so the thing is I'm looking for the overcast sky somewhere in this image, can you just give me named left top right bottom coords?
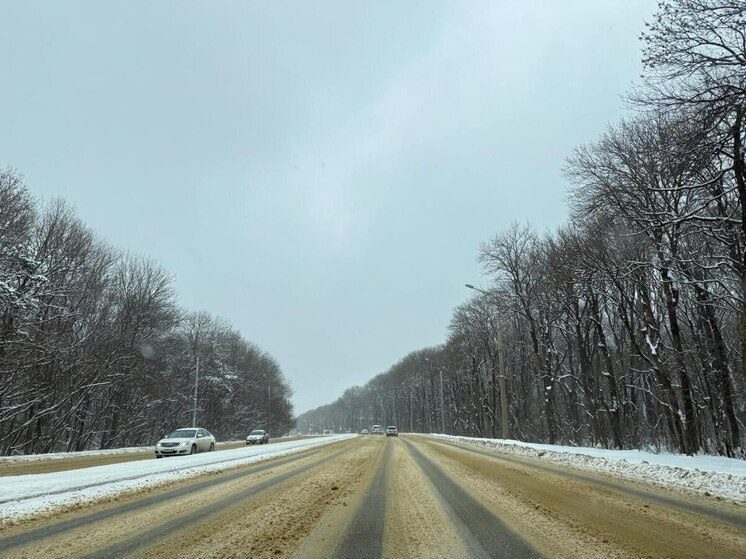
left=1, top=1, right=655, bottom=413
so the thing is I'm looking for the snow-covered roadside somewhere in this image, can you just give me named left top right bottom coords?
left=0, top=434, right=306, bottom=464
left=427, top=434, right=746, bottom=502
left=0, top=434, right=354, bottom=521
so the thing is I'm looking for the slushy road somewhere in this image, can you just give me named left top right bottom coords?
left=0, top=435, right=743, bottom=558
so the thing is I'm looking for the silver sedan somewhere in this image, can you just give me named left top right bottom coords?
left=155, top=428, right=216, bottom=457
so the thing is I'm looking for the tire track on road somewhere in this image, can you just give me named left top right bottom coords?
left=420, top=437, right=745, bottom=559
left=0, top=439, right=353, bottom=556
left=0, top=439, right=332, bottom=507
left=401, top=438, right=540, bottom=559
left=81, top=442, right=359, bottom=559
left=431, top=437, right=746, bottom=529
left=330, top=436, right=392, bottom=559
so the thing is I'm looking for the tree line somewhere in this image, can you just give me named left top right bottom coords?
left=298, top=0, right=745, bottom=457
left=0, top=170, right=294, bottom=455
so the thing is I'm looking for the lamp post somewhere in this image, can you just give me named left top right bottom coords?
left=192, top=356, right=200, bottom=428
left=465, top=284, right=510, bottom=440
left=439, top=368, right=445, bottom=434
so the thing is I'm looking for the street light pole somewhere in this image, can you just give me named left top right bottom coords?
left=439, top=369, right=445, bottom=434
left=409, top=386, right=414, bottom=433
left=497, top=325, right=509, bottom=440
left=192, top=356, right=199, bottom=428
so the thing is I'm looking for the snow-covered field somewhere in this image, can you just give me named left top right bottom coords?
left=0, top=434, right=354, bottom=521
left=428, top=434, right=746, bottom=502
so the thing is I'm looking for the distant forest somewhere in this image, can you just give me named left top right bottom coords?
left=0, top=169, right=295, bottom=455
left=299, top=0, right=746, bottom=457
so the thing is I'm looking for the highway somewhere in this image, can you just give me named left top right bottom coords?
left=0, top=435, right=743, bottom=558
left=0, top=436, right=310, bottom=477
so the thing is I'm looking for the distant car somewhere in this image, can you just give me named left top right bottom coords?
left=386, top=426, right=398, bottom=437
left=155, top=428, right=215, bottom=458
left=323, top=429, right=332, bottom=434
left=371, top=425, right=384, bottom=435
left=360, top=429, right=369, bottom=434
left=246, top=429, right=270, bottom=444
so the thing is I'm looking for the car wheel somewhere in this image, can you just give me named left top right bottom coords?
left=190, top=444, right=197, bottom=455
left=156, top=455, right=162, bottom=459
left=209, top=443, right=215, bottom=452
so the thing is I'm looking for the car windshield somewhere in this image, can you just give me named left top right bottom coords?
left=167, top=429, right=196, bottom=439
left=250, top=430, right=264, bottom=435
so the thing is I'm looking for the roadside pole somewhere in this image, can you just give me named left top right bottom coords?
left=192, top=356, right=199, bottom=428
left=440, top=369, right=445, bottom=434
left=497, top=326, right=509, bottom=439
left=409, top=387, right=414, bottom=433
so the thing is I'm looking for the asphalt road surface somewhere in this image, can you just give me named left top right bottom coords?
left=0, top=435, right=743, bottom=558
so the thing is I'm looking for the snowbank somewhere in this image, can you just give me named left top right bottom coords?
left=427, top=434, right=746, bottom=502
left=0, top=434, right=354, bottom=521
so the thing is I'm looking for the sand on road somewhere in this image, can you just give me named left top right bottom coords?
left=0, top=435, right=742, bottom=559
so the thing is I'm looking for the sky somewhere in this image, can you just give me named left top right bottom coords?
left=0, top=1, right=656, bottom=414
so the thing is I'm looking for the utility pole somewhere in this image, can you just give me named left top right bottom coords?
left=439, top=369, right=446, bottom=434
left=192, top=356, right=199, bottom=428
left=497, top=325, right=509, bottom=439
left=267, top=385, right=271, bottom=428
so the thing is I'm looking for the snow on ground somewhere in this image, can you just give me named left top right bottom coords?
left=0, top=434, right=354, bottom=521
left=428, top=434, right=746, bottom=502
left=0, top=446, right=154, bottom=462
left=0, top=434, right=303, bottom=464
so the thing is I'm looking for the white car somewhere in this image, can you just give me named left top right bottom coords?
left=155, top=428, right=215, bottom=458
left=246, top=429, right=270, bottom=444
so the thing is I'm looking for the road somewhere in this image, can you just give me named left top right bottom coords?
left=0, top=436, right=310, bottom=477
left=0, top=435, right=743, bottom=558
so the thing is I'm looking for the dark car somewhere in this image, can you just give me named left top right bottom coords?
left=246, top=429, right=270, bottom=444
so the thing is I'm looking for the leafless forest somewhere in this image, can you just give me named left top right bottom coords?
left=299, top=1, right=746, bottom=457
left=0, top=171, right=295, bottom=455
